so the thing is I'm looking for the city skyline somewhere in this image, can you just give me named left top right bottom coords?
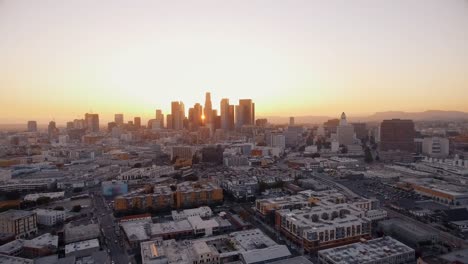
left=1, top=2, right=468, bottom=264
left=1, top=0, right=468, bottom=124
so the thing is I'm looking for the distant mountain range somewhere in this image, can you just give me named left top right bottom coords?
left=261, top=110, right=468, bottom=124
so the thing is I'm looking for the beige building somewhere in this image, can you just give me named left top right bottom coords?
left=0, top=210, right=37, bottom=239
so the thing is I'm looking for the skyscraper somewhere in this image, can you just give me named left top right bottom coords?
left=27, top=121, right=37, bottom=132
left=380, top=119, right=415, bottom=152
left=66, top=122, right=74, bottom=130
left=85, top=113, right=99, bottom=132
left=193, top=103, right=203, bottom=129
left=155, top=109, right=164, bottom=129
left=204, top=92, right=213, bottom=125
left=351, top=123, right=367, bottom=140
left=220, top=98, right=232, bottom=130
left=171, top=101, right=185, bottom=130
left=289, top=117, right=295, bottom=126
left=228, top=105, right=235, bottom=130
left=48, top=121, right=58, bottom=139
left=337, top=112, right=355, bottom=145
left=114, top=114, right=124, bottom=125
left=235, top=99, right=255, bottom=129
left=166, top=114, right=173, bottom=130
left=134, top=117, right=141, bottom=128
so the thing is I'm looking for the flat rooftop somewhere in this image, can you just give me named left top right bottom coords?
left=319, top=236, right=414, bottom=264
left=65, top=239, right=100, bottom=255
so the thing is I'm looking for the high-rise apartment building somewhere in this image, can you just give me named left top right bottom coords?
left=27, top=121, right=37, bottom=132
left=379, top=119, right=415, bottom=152
left=114, top=114, right=124, bottom=125
left=84, top=113, right=99, bottom=132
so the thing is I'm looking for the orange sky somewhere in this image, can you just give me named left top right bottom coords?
left=1, top=0, right=467, bottom=124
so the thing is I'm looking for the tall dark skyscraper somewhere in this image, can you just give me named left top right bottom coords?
left=27, top=121, right=37, bottom=132
left=85, top=113, right=100, bottom=132
left=379, top=119, right=415, bottom=152
left=235, top=99, right=255, bottom=129
left=204, top=92, right=213, bottom=125
left=220, top=98, right=232, bottom=130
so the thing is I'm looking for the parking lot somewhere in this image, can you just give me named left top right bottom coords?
left=338, top=178, right=424, bottom=204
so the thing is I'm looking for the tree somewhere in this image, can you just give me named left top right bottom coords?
left=5, top=191, right=21, bottom=200
left=36, top=196, right=51, bottom=205
left=258, top=181, right=268, bottom=193
left=71, top=205, right=82, bottom=212
left=340, top=145, right=348, bottom=154
left=364, top=147, right=373, bottom=163
left=54, top=206, right=65, bottom=211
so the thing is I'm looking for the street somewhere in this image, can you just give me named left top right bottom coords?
left=92, top=192, right=130, bottom=264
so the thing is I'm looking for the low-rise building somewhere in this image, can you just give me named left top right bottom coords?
left=0, top=210, right=37, bottom=239
left=378, top=218, right=438, bottom=247
left=115, top=181, right=223, bottom=213
left=140, top=228, right=291, bottom=264
left=34, top=209, right=65, bottom=226
left=276, top=204, right=371, bottom=252
left=22, top=233, right=58, bottom=258
left=64, top=223, right=100, bottom=244
left=171, top=207, right=213, bottom=221
left=23, top=192, right=65, bottom=202
left=65, top=239, right=100, bottom=258
left=365, top=209, right=388, bottom=222
left=0, top=233, right=58, bottom=258
left=0, top=254, right=33, bottom=264
left=318, top=236, right=415, bottom=264
left=401, top=177, right=468, bottom=205
left=118, top=166, right=175, bottom=180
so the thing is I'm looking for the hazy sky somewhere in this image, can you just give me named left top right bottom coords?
left=1, top=0, right=468, bottom=124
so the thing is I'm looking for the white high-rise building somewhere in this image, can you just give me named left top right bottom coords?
left=337, top=112, right=355, bottom=146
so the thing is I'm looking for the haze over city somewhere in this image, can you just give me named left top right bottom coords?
left=2, top=2, right=468, bottom=264
left=1, top=0, right=468, bottom=124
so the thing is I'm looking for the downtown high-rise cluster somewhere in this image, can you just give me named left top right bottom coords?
left=148, top=92, right=255, bottom=132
